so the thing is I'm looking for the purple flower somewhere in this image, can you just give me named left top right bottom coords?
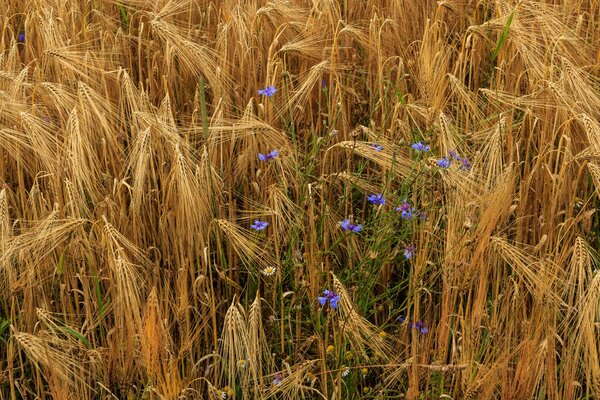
left=447, top=150, right=471, bottom=170
left=460, top=157, right=471, bottom=171
left=250, top=220, right=269, bottom=231
left=411, top=142, right=430, bottom=152
left=18, top=32, right=24, bottom=43
left=321, top=79, right=326, bottom=88
left=318, top=289, right=341, bottom=310
left=330, top=296, right=340, bottom=309
left=404, top=245, right=414, bottom=260
left=258, top=149, right=278, bottom=161
left=370, top=143, right=383, bottom=152
left=402, top=318, right=429, bottom=334
left=437, top=158, right=451, bottom=168
left=258, top=85, right=276, bottom=97
left=340, top=219, right=362, bottom=233
left=395, top=199, right=415, bottom=220
left=367, top=194, right=385, bottom=205
left=272, top=373, right=283, bottom=386
left=397, top=315, right=405, bottom=323
left=411, top=321, right=429, bottom=334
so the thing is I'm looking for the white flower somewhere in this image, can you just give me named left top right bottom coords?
left=262, top=266, right=276, bottom=276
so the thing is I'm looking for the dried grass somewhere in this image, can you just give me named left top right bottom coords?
left=1, top=0, right=600, bottom=399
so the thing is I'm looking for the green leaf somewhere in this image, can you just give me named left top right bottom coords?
left=118, top=4, right=129, bottom=27
left=60, top=326, right=92, bottom=349
left=394, top=86, right=407, bottom=106
left=492, top=9, right=515, bottom=61
left=100, top=300, right=110, bottom=317
left=95, top=276, right=108, bottom=317
left=0, top=319, right=10, bottom=343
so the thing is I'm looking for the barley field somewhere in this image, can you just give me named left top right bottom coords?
left=0, top=0, right=599, bottom=399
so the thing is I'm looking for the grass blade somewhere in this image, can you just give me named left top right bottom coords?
left=492, top=9, right=515, bottom=61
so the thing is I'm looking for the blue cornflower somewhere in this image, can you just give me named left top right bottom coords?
left=460, top=157, right=471, bottom=171
left=258, top=85, right=276, bottom=97
left=397, top=315, right=405, bottom=323
left=447, top=150, right=471, bottom=170
left=411, top=142, right=430, bottom=152
left=395, top=199, right=415, bottom=220
left=250, top=220, right=269, bottom=231
left=370, top=143, right=383, bottom=152
left=411, top=321, right=429, bottom=334
left=18, top=32, right=24, bottom=43
left=367, top=194, right=385, bottom=205
left=258, top=149, right=278, bottom=161
left=404, top=245, right=414, bottom=260
left=272, top=373, right=283, bottom=386
left=437, top=157, right=451, bottom=168
left=449, top=149, right=461, bottom=161
left=318, top=289, right=340, bottom=309
left=340, top=219, right=362, bottom=233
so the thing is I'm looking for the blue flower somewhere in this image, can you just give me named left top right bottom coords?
left=397, top=315, right=405, bottom=323
left=367, top=194, right=385, bottom=205
left=258, top=149, right=278, bottom=161
left=370, top=143, right=383, bottom=152
left=340, top=219, right=362, bottom=233
left=272, top=373, right=283, bottom=386
left=250, top=220, right=269, bottom=231
left=330, top=296, right=340, bottom=309
left=18, top=32, right=24, bottom=43
left=401, top=318, right=429, bottom=334
left=460, top=157, right=471, bottom=171
left=411, top=142, right=430, bottom=152
left=258, top=85, right=276, bottom=97
left=411, top=321, right=429, bottom=334
left=437, top=158, right=451, bottom=168
left=447, top=150, right=471, bottom=170
left=318, top=289, right=341, bottom=310
left=404, top=245, right=414, bottom=260
left=395, top=199, right=415, bottom=220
